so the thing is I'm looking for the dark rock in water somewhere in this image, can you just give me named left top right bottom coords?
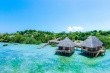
left=3, top=44, right=8, bottom=46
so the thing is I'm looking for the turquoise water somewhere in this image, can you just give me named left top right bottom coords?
left=0, top=42, right=110, bottom=73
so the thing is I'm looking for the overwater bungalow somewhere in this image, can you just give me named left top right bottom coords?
left=81, top=36, right=105, bottom=57
left=56, top=37, right=76, bottom=56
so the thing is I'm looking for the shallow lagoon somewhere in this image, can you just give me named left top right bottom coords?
left=0, top=42, right=110, bottom=73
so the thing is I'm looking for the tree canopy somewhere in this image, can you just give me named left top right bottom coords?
left=0, top=30, right=110, bottom=49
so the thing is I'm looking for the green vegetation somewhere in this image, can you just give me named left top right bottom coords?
left=50, top=43, right=57, bottom=47
left=0, top=30, right=110, bottom=48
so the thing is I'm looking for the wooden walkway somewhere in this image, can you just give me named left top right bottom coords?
left=95, top=48, right=105, bottom=57
left=38, top=38, right=60, bottom=49
left=37, top=43, right=49, bottom=49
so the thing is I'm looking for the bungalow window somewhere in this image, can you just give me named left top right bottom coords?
left=83, top=47, right=86, bottom=49
left=58, top=46, right=63, bottom=50
left=88, top=48, right=92, bottom=51
left=93, top=48, right=96, bottom=51
left=65, top=47, right=70, bottom=50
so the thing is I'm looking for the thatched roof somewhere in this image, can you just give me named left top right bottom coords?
left=81, top=36, right=103, bottom=48
left=58, top=37, right=76, bottom=47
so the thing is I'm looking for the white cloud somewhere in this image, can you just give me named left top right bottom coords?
left=67, top=26, right=84, bottom=32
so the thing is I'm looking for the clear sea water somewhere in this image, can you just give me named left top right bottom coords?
left=0, top=42, right=110, bottom=73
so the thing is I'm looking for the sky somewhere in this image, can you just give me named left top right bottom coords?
left=0, top=0, right=110, bottom=33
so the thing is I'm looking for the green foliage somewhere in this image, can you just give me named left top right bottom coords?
left=50, top=43, right=57, bottom=47
left=0, top=30, right=110, bottom=49
left=98, top=35, right=110, bottom=49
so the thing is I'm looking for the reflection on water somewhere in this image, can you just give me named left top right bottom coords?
left=0, top=42, right=110, bottom=73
